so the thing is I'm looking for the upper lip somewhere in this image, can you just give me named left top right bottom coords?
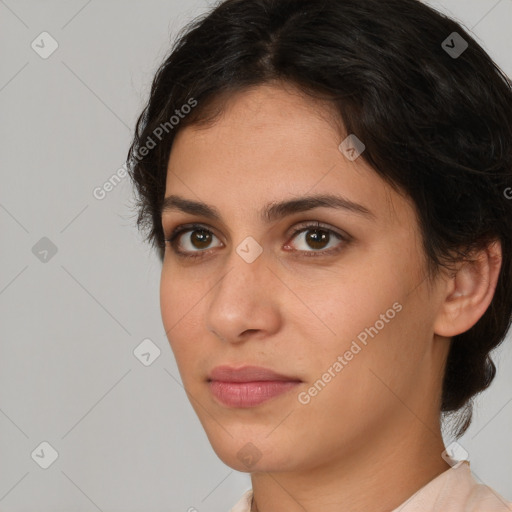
left=208, top=365, right=301, bottom=382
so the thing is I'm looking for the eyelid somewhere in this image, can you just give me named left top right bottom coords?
left=165, top=222, right=223, bottom=244
left=164, top=220, right=350, bottom=241
left=164, top=220, right=351, bottom=258
left=287, top=220, right=351, bottom=242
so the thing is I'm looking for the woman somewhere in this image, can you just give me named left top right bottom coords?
left=127, top=0, right=512, bottom=510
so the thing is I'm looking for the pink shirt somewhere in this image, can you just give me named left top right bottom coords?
left=229, top=461, right=512, bottom=512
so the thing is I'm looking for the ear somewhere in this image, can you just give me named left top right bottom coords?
left=434, top=240, right=502, bottom=337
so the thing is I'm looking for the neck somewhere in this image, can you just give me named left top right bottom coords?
left=250, top=417, right=450, bottom=512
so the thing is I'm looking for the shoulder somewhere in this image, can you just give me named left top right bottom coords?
left=391, top=461, right=511, bottom=512
left=464, top=483, right=512, bottom=511
left=432, top=462, right=512, bottom=512
left=229, top=489, right=253, bottom=512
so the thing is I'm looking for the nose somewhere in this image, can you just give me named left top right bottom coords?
left=205, top=250, right=282, bottom=344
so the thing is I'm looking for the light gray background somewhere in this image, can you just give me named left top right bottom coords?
left=0, top=1, right=511, bottom=510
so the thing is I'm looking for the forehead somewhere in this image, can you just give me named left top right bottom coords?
left=164, top=83, right=413, bottom=229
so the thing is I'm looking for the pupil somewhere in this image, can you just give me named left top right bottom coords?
left=307, top=229, right=329, bottom=249
left=192, top=230, right=211, bottom=249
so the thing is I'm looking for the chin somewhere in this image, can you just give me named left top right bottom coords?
left=206, top=428, right=302, bottom=473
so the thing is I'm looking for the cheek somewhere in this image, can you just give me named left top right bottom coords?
left=309, top=253, right=423, bottom=376
left=159, top=267, right=179, bottom=338
left=296, top=302, right=417, bottom=441
left=317, top=285, right=431, bottom=418
left=316, top=270, right=400, bottom=343
left=160, top=262, right=203, bottom=327
left=159, top=266, right=202, bottom=362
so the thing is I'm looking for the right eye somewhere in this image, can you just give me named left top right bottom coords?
left=165, top=223, right=223, bottom=259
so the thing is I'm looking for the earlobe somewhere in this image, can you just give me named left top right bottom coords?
left=433, top=241, right=502, bottom=338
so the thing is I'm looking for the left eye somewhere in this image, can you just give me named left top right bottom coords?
left=285, top=225, right=345, bottom=254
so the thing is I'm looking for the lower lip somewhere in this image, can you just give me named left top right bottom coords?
left=208, top=380, right=301, bottom=408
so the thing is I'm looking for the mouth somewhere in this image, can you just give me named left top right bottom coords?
left=207, top=365, right=302, bottom=408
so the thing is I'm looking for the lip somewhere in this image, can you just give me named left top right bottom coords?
left=208, top=365, right=301, bottom=382
left=207, top=365, right=302, bottom=408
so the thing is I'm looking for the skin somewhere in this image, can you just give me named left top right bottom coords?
left=159, top=81, right=502, bottom=512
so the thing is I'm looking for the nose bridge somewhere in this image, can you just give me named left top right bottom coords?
left=217, top=230, right=269, bottom=296
left=206, top=245, right=280, bottom=342
left=212, top=246, right=267, bottom=313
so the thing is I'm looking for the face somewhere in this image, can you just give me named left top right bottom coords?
left=160, top=82, right=449, bottom=473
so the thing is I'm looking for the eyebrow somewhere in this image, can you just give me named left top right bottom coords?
left=161, top=193, right=375, bottom=223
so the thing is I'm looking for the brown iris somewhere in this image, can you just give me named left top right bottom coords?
left=304, top=229, right=330, bottom=250
left=190, top=229, right=213, bottom=249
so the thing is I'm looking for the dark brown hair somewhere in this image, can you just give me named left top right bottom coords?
left=127, top=0, right=512, bottom=438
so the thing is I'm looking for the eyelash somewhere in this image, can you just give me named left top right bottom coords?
left=164, top=222, right=350, bottom=260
